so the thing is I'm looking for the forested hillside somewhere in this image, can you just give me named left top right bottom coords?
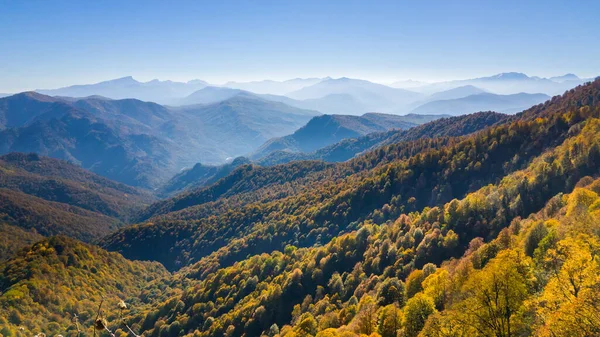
left=1, top=80, right=600, bottom=337
left=97, top=79, right=600, bottom=337
left=0, top=223, right=43, bottom=260
left=102, top=81, right=599, bottom=272
left=0, top=236, right=169, bottom=335
left=0, top=153, right=153, bottom=242
left=157, top=157, right=252, bottom=197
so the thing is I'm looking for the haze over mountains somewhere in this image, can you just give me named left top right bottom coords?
left=0, top=71, right=591, bottom=190
left=32, top=72, right=592, bottom=114
left=224, top=78, right=324, bottom=95
left=38, top=76, right=210, bottom=105
left=393, top=72, right=592, bottom=95
left=0, top=91, right=318, bottom=188
left=410, top=92, right=551, bottom=116
left=250, top=113, right=437, bottom=160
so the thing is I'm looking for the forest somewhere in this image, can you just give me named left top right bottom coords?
left=1, top=79, right=600, bottom=337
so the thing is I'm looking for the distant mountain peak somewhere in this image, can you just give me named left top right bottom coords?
left=187, top=79, right=208, bottom=85
left=106, top=76, right=139, bottom=84
left=488, top=72, right=530, bottom=80
left=550, top=73, right=581, bottom=82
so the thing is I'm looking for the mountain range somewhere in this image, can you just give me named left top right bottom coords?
left=399, top=72, right=591, bottom=95
left=0, top=91, right=319, bottom=188
left=285, top=77, right=423, bottom=113
left=37, top=76, right=210, bottom=104
left=410, top=92, right=550, bottom=115
left=224, top=78, right=324, bottom=95
left=30, top=73, right=592, bottom=116
left=1, top=79, right=600, bottom=337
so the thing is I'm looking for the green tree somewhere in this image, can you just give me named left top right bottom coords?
left=404, top=294, right=436, bottom=337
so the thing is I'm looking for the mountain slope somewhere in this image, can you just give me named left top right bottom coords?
left=173, top=94, right=320, bottom=160
left=0, top=153, right=153, bottom=241
left=0, top=106, right=174, bottom=188
left=410, top=92, right=550, bottom=115
left=157, top=156, right=251, bottom=197
left=91, top=79, right=600, bottom=337
left=0, top=236, right=169, bottom=335
left=70, top=96, right=174, bottom=131
left=0, top=152, right=153, bottom=219
left=178, top=86, right=244, bottom=105
left=102, top=80, right=600, bottom=272
left=137, top=160, right=600, bottom=337
left=257, top=111, right=509, bottom=165
left=0, top=92, right=67, bottom=129
left=0, top=223, right=43, bottom=260
left=251, top=113, right=420, bottom=159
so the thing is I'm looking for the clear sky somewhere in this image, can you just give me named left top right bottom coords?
left=1, top=0, right=599, bottom=92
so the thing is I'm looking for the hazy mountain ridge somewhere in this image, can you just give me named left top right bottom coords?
left=0, top=92, right=319, bottom=188
left=256, top=111, right=508, bottom=166
left=286, top=77, right=423, bottom=114
left=251, top=113, right=421, bottom=160
left=224, top=78, right=325, bottom=95
left=37, top=76, right=210, bottom=104
left=0, top=99, right=176, bottom=188
left=410, top=92, right=551, bottom=115
left=404, top=72, right=592, bottom=95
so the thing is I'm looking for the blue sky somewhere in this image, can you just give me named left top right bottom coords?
left=1, top=0, right=599, bottom=92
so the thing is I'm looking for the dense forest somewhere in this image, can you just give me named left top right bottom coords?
left=0, top=153, right=153, bottom=242
left=1, top=79, right=600, bottom=337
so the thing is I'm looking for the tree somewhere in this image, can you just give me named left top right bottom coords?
left=535, top=236, right=600, bottom=337
left=328, top=273, right=345, bottom=297
left=403, top=294, right=435, bottom=337
left=378, top=305, right=403, bottom=337
left=456, top=249, right=533, bottom=337
left=296, top=313, right=318, bottom=337
left=422, top=269, right=451, bottom=311
left=377, top=278, right=406, bottom=307
left=405, top=270, right=426, bottom=299
left=354, top=295, right=377, bottom=335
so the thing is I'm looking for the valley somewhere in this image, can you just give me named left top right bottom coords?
left=0, top=74, right=599, bottom=337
